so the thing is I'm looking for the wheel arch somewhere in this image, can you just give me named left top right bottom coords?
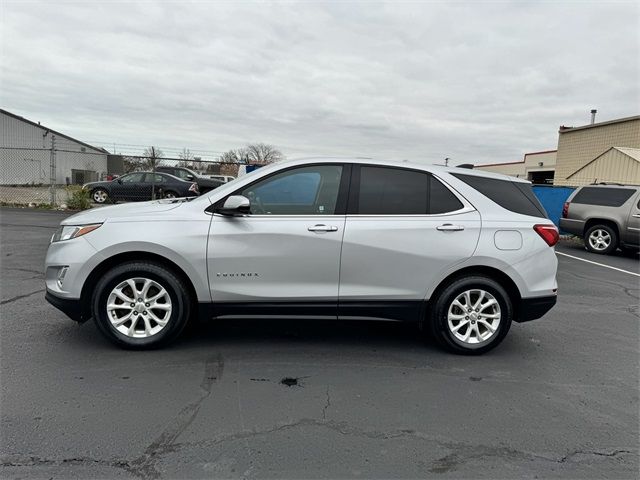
left=79, top=251, right=199, bottom=321
left=583, top=218, right=620, bottom=238
left=425, top=265, right=523, bottom=324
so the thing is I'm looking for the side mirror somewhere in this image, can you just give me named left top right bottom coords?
left=215, top=195, right=250, bottom=216
left=186, top=174, right=195, bottom=181
left=117, top=178, right=123, bottom=184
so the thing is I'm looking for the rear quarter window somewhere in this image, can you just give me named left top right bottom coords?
left=451, top=173, right=547, bottom=218
left=571, top=187, right=636, bottom=207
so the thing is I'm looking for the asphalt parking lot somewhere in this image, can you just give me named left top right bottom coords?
left=1, top=207, right=638, bottom=479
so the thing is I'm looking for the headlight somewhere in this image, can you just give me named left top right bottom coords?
left=51, top=224, right=102, bottom=243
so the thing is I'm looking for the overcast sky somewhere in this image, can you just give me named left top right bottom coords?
left=1, top=0, right=638, bottom=163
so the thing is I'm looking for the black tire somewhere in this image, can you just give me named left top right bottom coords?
left=584, top=224, right=618, bottom=255
left=92, top=261, right=191, bottom=349
left=428, top=276, right=513, bottom=355
left=91, top=188, right=109, bottom=204
left=163, top=190, right=178, bottom=199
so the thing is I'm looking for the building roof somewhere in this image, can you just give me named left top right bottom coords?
left=558, top=115, right=640, bottom=133
left=474, top=149, right=557, bottom=168
left=567, top=147, right=640, bottom=179
left=0, top=108, right=105, bottom=153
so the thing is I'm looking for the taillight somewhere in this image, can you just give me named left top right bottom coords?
left=562, top=202, right=569, bottom=218
left=189, top=183, right=198, bottom=193
left=534, top=224, right=559, bottom=247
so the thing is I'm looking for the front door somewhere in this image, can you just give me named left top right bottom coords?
left=207, top=164, right=348, bottom=318
left=338, top=165, right=481, bottom=321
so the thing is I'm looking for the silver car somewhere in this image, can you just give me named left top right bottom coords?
left=45, top=158, right=559, bottom=354
left=559, top=184, right=640, bottom=254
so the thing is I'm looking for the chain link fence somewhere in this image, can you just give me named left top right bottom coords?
left=0, top=137, right=251, bottom=208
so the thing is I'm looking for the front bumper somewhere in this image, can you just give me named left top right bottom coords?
left=45, top=291, right=89, bottom=323
left=516, top=295, right=557, bottom=323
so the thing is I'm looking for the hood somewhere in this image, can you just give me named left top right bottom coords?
left=61, top=199, right=187, bottom=225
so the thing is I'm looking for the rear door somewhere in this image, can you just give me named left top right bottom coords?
left=338, top=165, right=481, bottom=321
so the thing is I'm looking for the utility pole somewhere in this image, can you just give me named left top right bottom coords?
left=444, top=157, right=450, bottom=167
left=49, top=135, right=57, bottom=205
left=151, top=146, right=156, bottom=200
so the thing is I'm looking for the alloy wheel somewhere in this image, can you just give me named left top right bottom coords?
left=93, top=190, right=107, bottom=203
left=588, top=229, right=611, bottom=251
left=447, top=289, right=501, bottom=345
left=106, top=277, right=172, bottom=338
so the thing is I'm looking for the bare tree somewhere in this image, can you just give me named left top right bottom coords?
left=246, top=143, right=284, bottom=164
left=178, top=148, right=194, bottom=168
left=141, top=146, right=165, bottom=170
left=218, top=144, right=284, bottom=166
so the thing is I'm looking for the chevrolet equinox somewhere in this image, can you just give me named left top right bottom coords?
left=45, top=158, right=559, bottom=354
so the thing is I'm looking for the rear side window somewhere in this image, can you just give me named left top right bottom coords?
left=355, top=166, right=463, bottom=215
left=571, top=187, right=635, bottom=207
left=452, top=173, right=547, bottom=218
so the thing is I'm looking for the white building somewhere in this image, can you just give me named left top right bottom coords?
left=1, top=109, right=108, bottom=185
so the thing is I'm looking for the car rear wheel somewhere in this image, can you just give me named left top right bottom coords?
left=92, top=261, right=191, bottom=349
left=428, top=276, right=512, bottom=355
left=585, top=224, right=617, bottom=255
left=163, top=190, right=178, bottom=199
left=92, top=188, right=109, bottom=204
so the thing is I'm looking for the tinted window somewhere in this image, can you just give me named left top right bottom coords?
left=358, top=166, right=428, bottom=214
left=571, top=187, right=635, bottom=207
left=452, top=173, right=547, bottom=218
left=120, top=173, right=144, bottom=183
left=355, top=167, right=463, bottom=215
left=174, top=169, right=192, bottom=180
left=241, top=165, right=343, bottom=215
left=429, top=176, right=464, bottom=214
left=144, top=174, right=166, bottom=183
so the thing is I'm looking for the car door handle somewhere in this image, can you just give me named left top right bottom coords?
left=308, top=224, right=338, bottom=232
left=633, top=214, right=640, bottom=218
left=436, top=224, right=465, bottom=231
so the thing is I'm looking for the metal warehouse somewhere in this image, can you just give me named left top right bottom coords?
left=0, top=109, right=108, bottom=185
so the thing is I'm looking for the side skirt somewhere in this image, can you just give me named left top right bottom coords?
left=198, top=301, right=424, bottom=323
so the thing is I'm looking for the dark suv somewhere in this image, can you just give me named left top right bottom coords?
left=560, top=184, right=640, bottom=254
left=156, top=166, right=224, bottom=193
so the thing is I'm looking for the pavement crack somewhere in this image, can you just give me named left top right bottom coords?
left=559, top=449, right=635, bottom=463
left=1, top=289, right=45, bottom=305
left=322, top=386, right=331, bottom=421
left=5, top=267, right=44, bottom=275
left=1, top=454, right=130, bottom=471
left=125, top=353, right=224, bottom=479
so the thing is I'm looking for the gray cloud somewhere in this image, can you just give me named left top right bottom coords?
left=2, top=0, right=638, bottom=163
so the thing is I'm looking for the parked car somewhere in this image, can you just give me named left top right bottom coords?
left=46, top=158, right=558, bottom=354
left=209, top=175, right=235, bottom=183
left=83, top=172, right=199, bottom=204
left=156, top=166, right=224, bottom=193
left=559, top=184, right=640, bottom=254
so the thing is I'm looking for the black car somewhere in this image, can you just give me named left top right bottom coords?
left=156, top=166, right=224, bottom=193
left=84, top=172, right=199, bottom=204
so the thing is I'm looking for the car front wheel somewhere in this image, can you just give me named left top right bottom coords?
left=92, top=261, right=191, bottom=349
left=428, top=276, right=512, bottom=355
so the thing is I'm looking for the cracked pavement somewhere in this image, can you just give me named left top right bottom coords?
left=1, top=207, right=638, bottom=478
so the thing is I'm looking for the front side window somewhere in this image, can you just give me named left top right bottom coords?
left=120, top=173, right=144, bottom=183
left=355, top=166, right=463, bottom=215
left=240, top=165, right=343, bottom=215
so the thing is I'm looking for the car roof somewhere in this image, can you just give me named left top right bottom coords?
left=275, top=157, right=530, bottom=183
left=574, top=183, right=639, bottom=190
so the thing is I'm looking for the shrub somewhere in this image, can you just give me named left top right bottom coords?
left=65, top=186, right=92, bottom=210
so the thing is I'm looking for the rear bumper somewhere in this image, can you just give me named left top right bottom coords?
left=45, top=291, right=89, bottom=323
left=516, top=295, right=557, bottom=323
left=559, top=218, right=584, bottom=236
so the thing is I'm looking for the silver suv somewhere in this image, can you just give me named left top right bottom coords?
left=45, top=158, right=559, bottom=354
left=559, top=184, right=640, bottom=255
